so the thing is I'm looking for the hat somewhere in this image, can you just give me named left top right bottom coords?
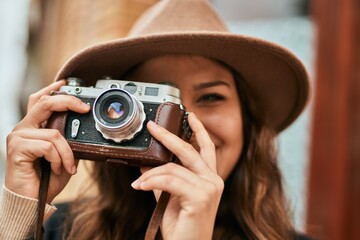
left=55, top=0, right=309, bottom=132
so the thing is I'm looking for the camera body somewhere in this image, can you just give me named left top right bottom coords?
left=47, top=77, right=189, bottom=166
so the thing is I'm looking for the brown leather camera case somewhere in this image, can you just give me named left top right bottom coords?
left=47, top=102, right=186, bottom=166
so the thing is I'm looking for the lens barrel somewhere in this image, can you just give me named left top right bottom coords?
left=93, top=89, right=146, bottom=142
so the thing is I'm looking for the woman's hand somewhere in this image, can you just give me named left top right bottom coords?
left=132, top=112, right=224, bottom=240
left=5, top=80, right=90, bottom=203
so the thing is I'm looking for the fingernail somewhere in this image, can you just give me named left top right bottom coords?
left=147, top=120, right=158, bottom=129
left=131, top=179, right=140, bottom=189
left=82, top=102, right=90, bottom=109
left=71, top=165, right=77, bottom=175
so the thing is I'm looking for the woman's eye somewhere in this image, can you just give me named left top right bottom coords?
left=196, top=94, right=225, bottom=103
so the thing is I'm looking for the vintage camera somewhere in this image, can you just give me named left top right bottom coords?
left=47, top=77, right=190, bottom=166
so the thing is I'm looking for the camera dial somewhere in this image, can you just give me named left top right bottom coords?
left=93, top=88, right=146, bottom=143
left=66, top=77, right=85, bottom=86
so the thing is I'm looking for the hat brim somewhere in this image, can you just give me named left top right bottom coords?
left=55, top=32, right=309, bottom=132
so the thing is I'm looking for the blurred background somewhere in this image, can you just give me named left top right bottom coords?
left=1, top=0, right=359, bottom=239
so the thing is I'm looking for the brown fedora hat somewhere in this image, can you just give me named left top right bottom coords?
left=55, top=0, right=309, bottom=132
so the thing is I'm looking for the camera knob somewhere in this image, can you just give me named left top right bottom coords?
left=66, top=77, right=85, bottom=86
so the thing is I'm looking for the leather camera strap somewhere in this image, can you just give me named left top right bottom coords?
left=35, top=158, right=51, bottom=240
left=35, top=159, right=179, bottom=240
left=144, top=191, right=170, bottom=240
left=34, top=161, right=169, bottom=240
left=144, top=114, right=192, bottom=240
left=35, top=160, right=175, bottom=240
left=34, top=162, right=166, bottom=240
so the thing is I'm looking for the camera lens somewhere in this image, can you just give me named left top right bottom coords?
left=106, top=102, right=125, bottom=120
left=95, top=91, right=131, bottom=125
left=93, top=89, right=146, bottom=142
left=100, top=96, right=130, bottom=124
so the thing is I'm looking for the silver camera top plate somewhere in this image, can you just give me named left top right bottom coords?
left=60, top=79, right=181, bottom=104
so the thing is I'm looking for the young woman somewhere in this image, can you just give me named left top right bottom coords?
left=0, top=0, right=310, bottom=239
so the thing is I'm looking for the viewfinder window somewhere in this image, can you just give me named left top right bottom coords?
left=145, top=87, right=159, bottom=96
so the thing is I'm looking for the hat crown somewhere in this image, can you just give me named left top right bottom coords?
left=56, top=0, right=309, bottom=133
left=128, top=0, right=228, bottom=37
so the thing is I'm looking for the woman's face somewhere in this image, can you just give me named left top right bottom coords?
left=128, top=55, right=243, bottom=180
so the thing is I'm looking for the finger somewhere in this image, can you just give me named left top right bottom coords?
left=17, top=129, right=76, bottom=174
left=132, top=173, right=200, bottom=199
left=138, top=164, right=203, bottom=202
left=147, top=120, right=209, bottom=174
left=21, top=94, right=90, bottom=129
left=139, top=166, right=162, bottom=201
left=27, top=80, right=66, bottom=113
left=136, top=163, right=200, bottom=187
left=135, top=174, right=223, bottom=201
left=187, top=113, right=217, bottom=172
left=18, top=138, right=63, bottom=175
left=133, top=170, right=224, bottom=202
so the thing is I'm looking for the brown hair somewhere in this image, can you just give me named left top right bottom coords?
left=66, top=67, right=295, bottom=240
left=213, top=71, right=295, bottom=239
left=66, top=165, right=155, bottom=240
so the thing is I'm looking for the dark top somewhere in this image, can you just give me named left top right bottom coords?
left=44, top=203, right=314, bottom=240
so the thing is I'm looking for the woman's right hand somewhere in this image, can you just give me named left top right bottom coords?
left=5, top=80, right=90, bottom=203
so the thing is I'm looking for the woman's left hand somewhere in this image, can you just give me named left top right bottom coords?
left=131, top=112, right=224, bottom=240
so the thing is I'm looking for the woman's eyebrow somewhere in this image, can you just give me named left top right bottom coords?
left=193, top=80, right=230, bottom=90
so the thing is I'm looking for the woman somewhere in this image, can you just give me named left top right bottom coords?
left=0, top=0, right=310, bottom=239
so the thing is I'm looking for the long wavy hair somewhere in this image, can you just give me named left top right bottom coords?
left=65, top=64, right=295, bottom=240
